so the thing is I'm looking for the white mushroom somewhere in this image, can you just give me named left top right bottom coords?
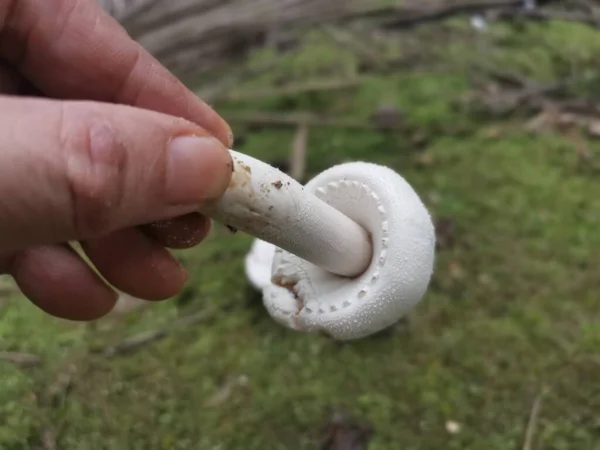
left=244, top=238, right=277, bottom=291
left=199, top=150, right=436, bottom=340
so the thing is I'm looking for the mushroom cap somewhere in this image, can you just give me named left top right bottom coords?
left=244, top=238, right=277, bottom=291
left=261, top=161, right=436, bottom=340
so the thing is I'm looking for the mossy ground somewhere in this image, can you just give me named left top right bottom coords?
left=2, top=18, right=600, bottom=450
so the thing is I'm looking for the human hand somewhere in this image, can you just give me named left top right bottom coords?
left=0, top=0, right=234, bottom=320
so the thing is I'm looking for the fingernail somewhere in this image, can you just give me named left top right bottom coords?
left=167, top=135, right=231, bottom=205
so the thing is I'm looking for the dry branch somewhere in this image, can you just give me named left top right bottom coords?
left=97, top=309, right=214, bottom=357
left=345, top=0, right=527, bottom=26
left=491, top=5, right=600, bottom=27
left=290, top=120, right=309, bottom=181
left=469, top=67, right=600, bottom=120
left=0, top=351, right=42, bottom=368
left=522, top=390, right=545, bottom=450
left=215, top=78, right=362, bottom=102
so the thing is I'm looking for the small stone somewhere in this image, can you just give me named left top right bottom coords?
left=445, top=420, right=461, bottom=434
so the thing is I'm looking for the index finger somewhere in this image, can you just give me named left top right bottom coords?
left=1, top=0, right=232, bottom=147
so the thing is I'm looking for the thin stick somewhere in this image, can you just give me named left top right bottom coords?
left=492, top=7, right=600, bottom=28
left=290, top=120, right=308, bottom=181
left=0, top=351, right=42, bottom=368
left=97, top=309, right=213, bottom=357
left=220, top=78, right=362, bottom=102
left=522, top=391, right=545, bottom=450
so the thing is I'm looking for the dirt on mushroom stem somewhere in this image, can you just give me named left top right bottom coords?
left=272, top=275, right=304, bottom=315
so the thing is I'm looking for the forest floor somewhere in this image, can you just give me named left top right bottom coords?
left=1, top=15, right=600, bottom=450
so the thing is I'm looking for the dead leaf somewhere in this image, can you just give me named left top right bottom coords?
left=319, top=412, right=373, bottom=450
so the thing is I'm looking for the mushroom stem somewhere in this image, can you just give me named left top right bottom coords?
left=199, top=150, right=373, bottom=278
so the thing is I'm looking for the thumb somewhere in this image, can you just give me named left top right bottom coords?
left=0, top=96, right=232, bottom=252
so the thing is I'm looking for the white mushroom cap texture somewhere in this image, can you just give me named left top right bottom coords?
left=244, top=238, right=277, bottom=291
left=249, top=161, right=436, bottom=340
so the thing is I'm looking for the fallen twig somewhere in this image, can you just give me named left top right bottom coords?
left=96, top=309, right=214, bottom=357
left=372, top=0, right=526, bottom=29
left=476, top=82, right=600, bottom=120
left=0, top=351, right=42, bottom=368
left=466, top=67, right=600, bottom=120
left=355, top=0, right=598, bottom=31
left=474, top=66, right=571, bottom=95
left=217, top=78, right=362, bottom=102
left=290, top=120, right=309, bottom=181
left=522, top=390, right=545, bottom=450
left=491, top=6, right=600, bottom=28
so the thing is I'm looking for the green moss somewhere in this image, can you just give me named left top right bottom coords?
left=1, top=17, right=600, bottom=450
left=0, top=367, right=39, bottom=449
left=442, top=18, right=600, bottom=86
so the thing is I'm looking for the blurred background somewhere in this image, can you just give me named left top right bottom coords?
left=2, top=0, right=599, bottom=448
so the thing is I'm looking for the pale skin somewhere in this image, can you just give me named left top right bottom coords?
left=0, top=0, right=235, bottom=320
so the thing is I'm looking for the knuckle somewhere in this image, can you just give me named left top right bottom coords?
left=59, top=105, right=128, bottom=238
